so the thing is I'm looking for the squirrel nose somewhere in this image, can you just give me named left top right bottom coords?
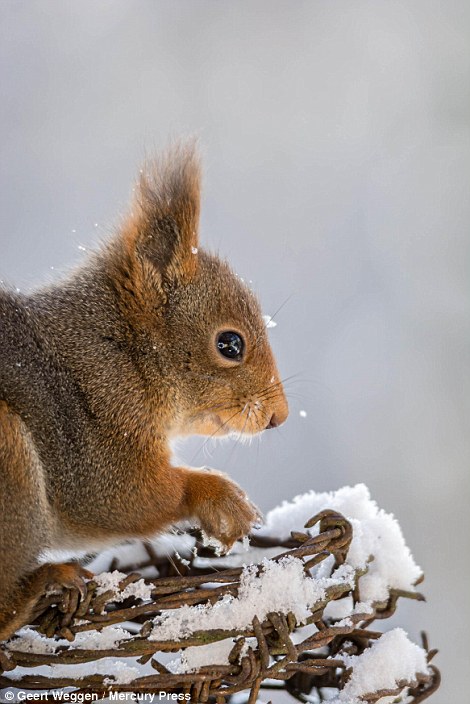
left=266, top=413, right=280, bottom=429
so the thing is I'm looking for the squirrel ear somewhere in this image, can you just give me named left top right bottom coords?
left=122, top=142, right=201, bottom=284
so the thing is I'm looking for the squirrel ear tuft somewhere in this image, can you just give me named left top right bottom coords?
left=122, top=141, right=201, bottom=284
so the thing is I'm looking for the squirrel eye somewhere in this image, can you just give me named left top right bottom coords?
left=216, top=331, right=244, bottom=361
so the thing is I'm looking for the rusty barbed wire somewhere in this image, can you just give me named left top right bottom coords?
left=0, top=510, right=440, bottom=702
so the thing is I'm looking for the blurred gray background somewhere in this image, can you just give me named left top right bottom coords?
left=1, top=1, right=469, bottom=700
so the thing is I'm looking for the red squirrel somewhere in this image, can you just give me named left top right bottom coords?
left=0, top=143, right=288, bottom=640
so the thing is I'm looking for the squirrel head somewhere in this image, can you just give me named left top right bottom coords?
left=107, top=143, right=288, bottom=439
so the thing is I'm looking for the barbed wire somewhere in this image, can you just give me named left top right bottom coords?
left=0, top=510, right=440, bottom=702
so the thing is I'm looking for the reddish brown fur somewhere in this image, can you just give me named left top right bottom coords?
left=0, top=143, right=288, bottom=640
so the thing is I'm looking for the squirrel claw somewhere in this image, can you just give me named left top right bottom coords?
left=193, top=472, right=262, bottom=551
left=44, top=563, right=93, bottom=604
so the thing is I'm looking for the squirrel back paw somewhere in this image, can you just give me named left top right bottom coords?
left=0, top=562, right=93, bottom=643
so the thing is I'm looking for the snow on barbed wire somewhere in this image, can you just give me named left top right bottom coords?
left=330, top=628, right=430, bottom=704
left=149, top=556, right=355, bottom=642
left=259, top=483, right=422, bottom=604
left=2, top=484, right=434, bottom=702
left=93, top=570, right=153, bottom=602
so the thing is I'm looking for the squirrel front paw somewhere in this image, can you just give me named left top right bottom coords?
left=188, top=469, right=262, bottom=551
